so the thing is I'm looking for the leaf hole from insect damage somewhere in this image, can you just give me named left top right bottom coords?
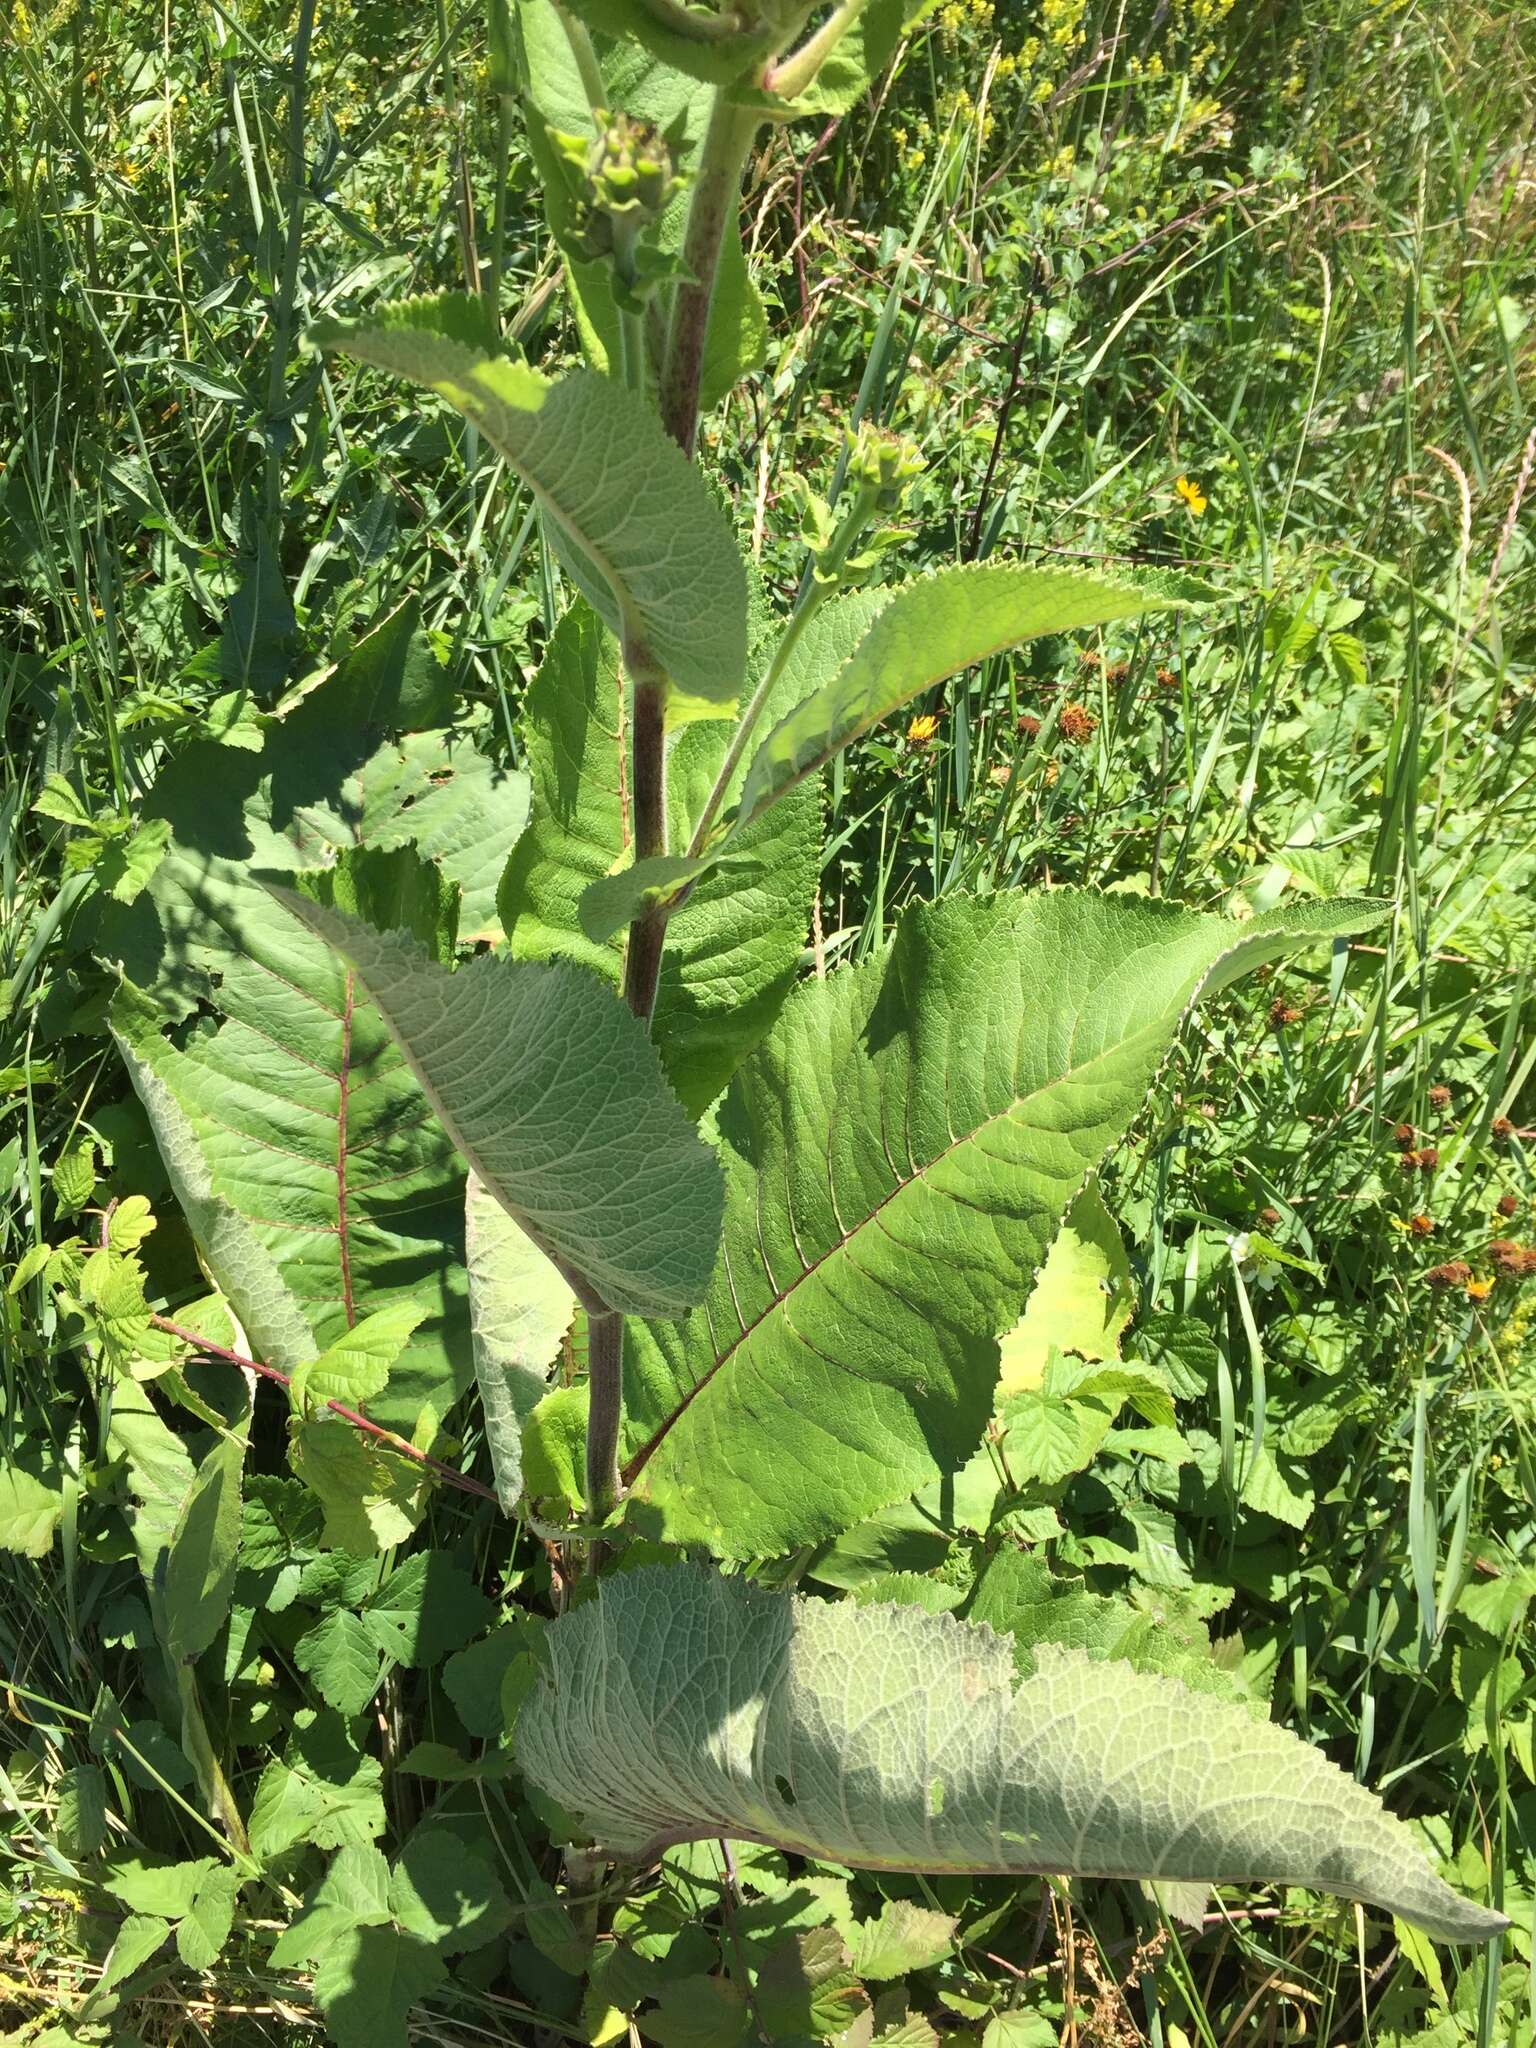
left=773, top=1774, right=796, bottom=1807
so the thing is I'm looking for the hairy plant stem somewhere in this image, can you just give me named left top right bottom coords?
left=659, top=91, right=759, bottom=456
left=552, top=0, right=607, bottom=114
left=764, top=0, right=866, bottom=102
left=584, top=1309, right=625, bottom=1564
left=582, top=651, right=671, bottom=1570
left=583, top=81, right=767, bottom=1560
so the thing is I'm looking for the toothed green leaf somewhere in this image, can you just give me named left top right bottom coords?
left=310, top=298, right=747, bottom=704
left=518, top=1565, right=1508, bottom=1945
left=621, top=890, right=1384, bottom=1558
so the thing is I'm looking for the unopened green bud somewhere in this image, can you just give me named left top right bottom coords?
left=584, top=110, right=681, bottom=247
left=845, top=422, right=925, bottom=513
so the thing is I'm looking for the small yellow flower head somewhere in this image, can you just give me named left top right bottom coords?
left=1467, top=1275, right=1496, bottom=1301
left=1176, top=475, right=1208, bottom=517
left=905, top=712, right=940, bottom=747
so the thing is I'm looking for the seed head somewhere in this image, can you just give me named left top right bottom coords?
left=1425, top=1260, right=1471, bottom=1290
left=1428, top=1084, right=1452, bottom=1110
left=1496, top=1192, right=1519, bottom=1218
left=1270, top=998, right=1304, bottom=1029
left=1409, top=1212, right=1435, bottom=1237
left=1259, top=1205, right=1280, bottom=1228
left=1058, top=702, right=1098, bottom=744
left=1417, top=1147, right=1439, bottom=1174
left=1491, top=1116, right=1515, bottom=1144
left=1392, top=1122, right=1415, bottom=1149
left=1017, top=712, right=1041, bottom=741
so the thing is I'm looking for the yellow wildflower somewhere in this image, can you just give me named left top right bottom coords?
left=1175, top=475, right=1208, bottom=516
left=1467, top=1275, right=1496, bottom=1301
left=905, top=713, right=940, bottom=747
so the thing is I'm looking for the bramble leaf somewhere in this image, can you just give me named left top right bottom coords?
left=517, top=1565, right=1508, bottom=1944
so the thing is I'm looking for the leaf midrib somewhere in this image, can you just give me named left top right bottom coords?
left=622, top=1015, right=1170, bottom=1486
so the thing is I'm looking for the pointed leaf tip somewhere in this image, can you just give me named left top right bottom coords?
left=518, top=1566, right=1508, bottom=1945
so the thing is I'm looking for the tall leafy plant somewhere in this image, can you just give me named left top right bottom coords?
left=95, top=0, right=1504, bottom=2021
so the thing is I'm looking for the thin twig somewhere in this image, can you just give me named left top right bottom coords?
left=148, top=1313, right=498, bottom=1503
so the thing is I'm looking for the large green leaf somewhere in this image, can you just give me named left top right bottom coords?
left=516, top=0, right=766, bottom=408
left=620, top=890, right=1383, bottom=1557
left=730, top=564, right=1214, bottom=837
left=517, top=1565, right=1507, bottom=1944
left=161, top=1422, right=248, bottom=1665
left=498, top=601, right=821, bottom=1113
left=110, top=982, right=320, bottom=1378
left=310, top=297, right=748, bottom=704
left=99, top=623, right=527, bottom=1429
left=465, top=1172, right=574, bottom=1512
left=0, top=1467, right=65, bottom=1560
left=267, top=892, right=724, bottom=1317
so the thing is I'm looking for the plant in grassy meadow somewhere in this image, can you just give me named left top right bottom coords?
left=4, top=1, right=1518, bottom=2040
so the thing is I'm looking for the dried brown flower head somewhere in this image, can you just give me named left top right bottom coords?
left=1426, top=1260, right=1471, bottom=1290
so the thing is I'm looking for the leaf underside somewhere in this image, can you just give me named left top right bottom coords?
left=310, top=298, right=748, bottom=706
left=267, top=894, right=724, bottom=1318
left=517, top=1565, right=1507, bottom=1945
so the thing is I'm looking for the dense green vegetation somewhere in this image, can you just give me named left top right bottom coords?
left=2, top=1, right=1534, bottom=2044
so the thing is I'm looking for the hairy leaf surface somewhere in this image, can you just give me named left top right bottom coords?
left=621, top=891, right=1382, bottom=1556
left=310, top=298, right=748, bottom=703
left=268, top=893, right=723, bottom=1316
left=732, top=564, right=1214, bottom=835
left=100, top=620, right=525, bottom=1427
left=465, top=1173, right=575, bottom=1512
left=517, top=1566, right=1506, bottom=1943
